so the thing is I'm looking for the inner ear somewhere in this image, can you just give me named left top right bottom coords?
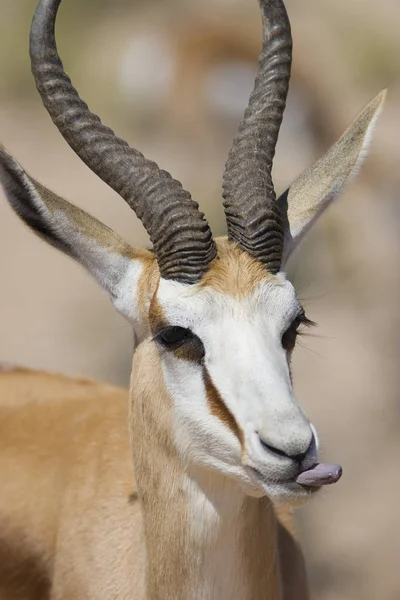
left=0, top=148, right=155, bottom=328
left=279, top=91, right=386, bottom=264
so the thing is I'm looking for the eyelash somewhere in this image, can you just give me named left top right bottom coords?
left=298, top=313, right=316, bottom=329
left=281, top=312, right=315, bottom=352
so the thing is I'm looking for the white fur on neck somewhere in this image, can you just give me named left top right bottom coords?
left=184, top=466, right=256, bottom=600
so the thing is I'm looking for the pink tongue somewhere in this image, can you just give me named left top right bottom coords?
left=296, top=463, right=342, bottom=487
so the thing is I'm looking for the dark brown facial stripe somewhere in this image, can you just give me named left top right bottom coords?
left=203, top=368, right=244, bottom=446
left=149, top=296, right=205, bottom=363
left=173, top=336, right=205, bottom=362
left=154, top=325, right=205, bottom=363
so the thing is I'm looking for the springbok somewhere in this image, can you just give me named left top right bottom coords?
left=0, top=0, right=385, bottom=598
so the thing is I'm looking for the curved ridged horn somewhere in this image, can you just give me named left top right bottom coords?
left=222, top=0, right=292, bottom=273
left=30, top=0, right=216, bottom=284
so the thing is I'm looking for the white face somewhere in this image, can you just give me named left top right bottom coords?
left=150, top=273, right=319, bottom=503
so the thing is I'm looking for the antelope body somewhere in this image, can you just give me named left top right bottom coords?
left=0, top=0, right=385, bottom=598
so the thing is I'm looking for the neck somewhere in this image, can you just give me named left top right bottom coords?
left=131, top=342, right=283, bottom=600
left=136, top=456, right=280, bottom=600
left=182, top=467, right=281, bottom=600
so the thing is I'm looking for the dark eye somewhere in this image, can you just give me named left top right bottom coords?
left=281, top=312, right=315, bottom=353
left=156, top=326, right=205, bottom=362
left=158, top=326, right=192, bottom=348
left=281, top=318, right=301, bottom=353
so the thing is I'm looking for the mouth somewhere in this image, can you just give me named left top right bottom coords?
left=247, top=462, right=343, bottom=500
left=295, top=462, right=343, bottom=487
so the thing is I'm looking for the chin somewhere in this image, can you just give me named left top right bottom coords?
left=261, top=480, right=320, bottom=507
left=243, top=467, right=320, bottom=506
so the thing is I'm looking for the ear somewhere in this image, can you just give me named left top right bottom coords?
left=0, top=147, right=156, bottom=326
left=279, top=90, right=386, bottom=265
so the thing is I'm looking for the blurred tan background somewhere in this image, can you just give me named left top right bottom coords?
left=0, top=0, right=400, bottom=598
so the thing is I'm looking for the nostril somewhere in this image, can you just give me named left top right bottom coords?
left=293, top=451, right=307, bottom=465
left=258, top=436, right=290, bottom=459
left=292, top=433, right=317, bottom=465
left=298, top=433, right=318, bottom=470
left=258, top=432, right=316, bottom=463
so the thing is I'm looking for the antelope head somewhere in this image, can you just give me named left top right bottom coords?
left=0, top=0, right=384, bottom=503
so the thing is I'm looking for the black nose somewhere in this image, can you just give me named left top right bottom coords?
left=259, top=435, right=313, bottom=464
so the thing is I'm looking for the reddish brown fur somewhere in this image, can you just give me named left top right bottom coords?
left=200, top=238, right=274, bottom=298
left=137, top=255, right=160, bottom=321
left=0, top=368, right=146, bottom=599
left=129, top=341, right=192, bottom=598
left=204, top=368, right=244, bottom=447
left=135, top=238, right=271, bottom=450
left=137, top=238, right=274, bottom=315
left=147, top=293, right=165, bottom=334
left=0, top=365, right=306, bottom=599
left=0, top=241, right=306, bottom=598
